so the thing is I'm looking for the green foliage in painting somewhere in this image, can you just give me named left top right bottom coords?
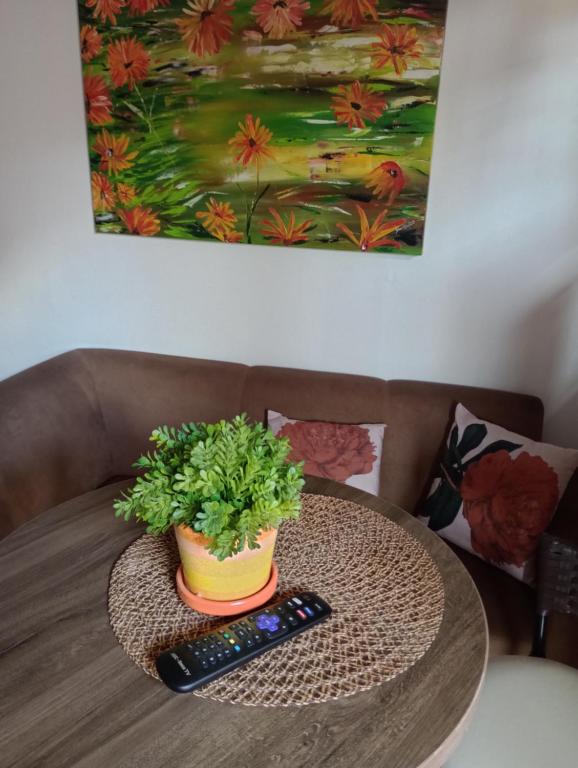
left=78, top=0, right=447, bottom=253
left=113, top=415, right=304, bottom=560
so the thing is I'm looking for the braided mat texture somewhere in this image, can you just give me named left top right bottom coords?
left=108, top=493, right=445, bottom=707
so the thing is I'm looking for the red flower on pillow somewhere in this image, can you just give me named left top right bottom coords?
left=460, top=450, right=559, bottom=567
left=278, top=421, right=376, bottom=482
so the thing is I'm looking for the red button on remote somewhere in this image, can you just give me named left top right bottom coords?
left=296, top=609, right=307, bottom=620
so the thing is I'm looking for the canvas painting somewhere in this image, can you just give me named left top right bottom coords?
left=78, top=0, right=447, bottom=254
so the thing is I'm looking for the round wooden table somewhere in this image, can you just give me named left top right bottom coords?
left=0, top=477, right=488, bottom=768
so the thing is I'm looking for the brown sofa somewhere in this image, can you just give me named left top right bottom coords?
left=1, top=348, right=576, bottom=666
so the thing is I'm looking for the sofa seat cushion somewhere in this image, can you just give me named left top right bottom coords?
left=448, top=543, right=534, bottom=656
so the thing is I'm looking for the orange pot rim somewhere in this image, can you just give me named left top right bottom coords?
left=175, top=523, right=277, bottom=547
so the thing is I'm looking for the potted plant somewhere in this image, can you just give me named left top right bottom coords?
left=114, top=414, right=304, bottom=603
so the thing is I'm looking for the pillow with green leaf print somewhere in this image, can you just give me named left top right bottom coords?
left=418, top=404, right=578, bottom=584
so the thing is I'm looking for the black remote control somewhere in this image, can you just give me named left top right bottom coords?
left=156, top=591, right=332, bottom=693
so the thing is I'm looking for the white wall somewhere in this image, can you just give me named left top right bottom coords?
left=1, top=0, right=577, bottom=446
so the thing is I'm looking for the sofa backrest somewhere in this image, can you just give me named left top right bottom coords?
left=0, top=348, right=547, bottom=537
left=0, top=351, right=111, bottom=537
left=81, top=348, right=248, bottom=477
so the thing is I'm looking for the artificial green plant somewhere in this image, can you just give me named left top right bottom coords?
left=114, top=414, right=304, bottom=560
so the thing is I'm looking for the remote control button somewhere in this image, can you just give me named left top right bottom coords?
left=293, top=597, right=303, bottom=606
left=223, top=632, right=230, bottom=639
left=216, top=652, right=224, bottom=661
left=246, top=639, right=254, bottom=648
left=234, top=644, right=241, bottom=652
left=224, top=648, right=231, bottom=657
left=201, top=660, right=208, bottom=669
left=296, top=609, right=307, bottom=620
left=228, top=638, right=235, bottom=645
left=304, top=606, right=314, bottom=617
left=256, top=613, right=281, bottom=632
left=253, top=633, right=263, bottom=643
left=265, top=626, right=289, bottom=639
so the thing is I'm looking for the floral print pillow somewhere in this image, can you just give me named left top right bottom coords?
left=418, top=404, right=578, bottom=584
left=267, top=410, right=385, bottom=495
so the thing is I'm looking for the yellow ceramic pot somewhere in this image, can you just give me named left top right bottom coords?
left=174, top=525, right=277, bottom=601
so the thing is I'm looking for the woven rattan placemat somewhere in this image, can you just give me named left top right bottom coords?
left=108, top=493, right=445, bottom=707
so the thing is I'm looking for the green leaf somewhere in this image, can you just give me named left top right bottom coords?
left=463, top=440, right=522, bottom=469
left=440, top=444, right=463, bottom=487
left=421, top=480, right=463, bottom=531
left=112, top=413, right=304, bottom=558
left=457, top=424, right=488, bottom=457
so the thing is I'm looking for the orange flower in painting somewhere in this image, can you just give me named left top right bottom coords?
left=365, top=161, right=405, bottom=204
left=260, top=208, right=313, bottom=246
left=108, top=37, right=150, bottom=90
left=91, top=172, right=116, bottom=212
left=176, top=0, right=235, bottom=58
left=322, top=0, right=377, bottom=28
left=251, top=0, right=310, bottom=39
left=84, top=75, right=112, bottom=126
left=80, top=25, right=103, bottom=63
left=337, top=206, right=406, bottom=251
left=127, top=0, right=170, bottom=14
left=229, top=114, right=274, bottom=169
left=331, top=81, right=386, bottom=130
left=93, top=129, right=138, bottom=174
left=371, top=24, right=423, bottom=76
left=116, top=182, right=137, bottom=206
left=118, top=207, right=160, bottom=236
left=86, top=0, right=125, bottom=25
left=214, top=229, right=244, bottom=243
left=196, top=197, right=238, bottom=236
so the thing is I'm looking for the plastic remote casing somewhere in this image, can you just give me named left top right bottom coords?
left=156, top=591, right=332, bottom=693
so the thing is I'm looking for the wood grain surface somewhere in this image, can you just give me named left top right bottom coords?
left=0, top=477, right=487, bottom=768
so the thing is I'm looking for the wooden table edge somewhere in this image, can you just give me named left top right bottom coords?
left=304, top=476, right=490, bottom=768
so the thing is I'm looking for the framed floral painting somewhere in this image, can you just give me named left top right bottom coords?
left=78, top=0, right=448, bottom=253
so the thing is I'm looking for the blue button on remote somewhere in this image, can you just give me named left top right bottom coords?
left=256, top=614, right=280, bottom=632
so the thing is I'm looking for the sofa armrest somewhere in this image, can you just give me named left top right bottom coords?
left=0, top=351, right=111, bottom=537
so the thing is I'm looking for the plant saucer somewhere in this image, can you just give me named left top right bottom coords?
left=176, top=562, right=279, bottom=617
